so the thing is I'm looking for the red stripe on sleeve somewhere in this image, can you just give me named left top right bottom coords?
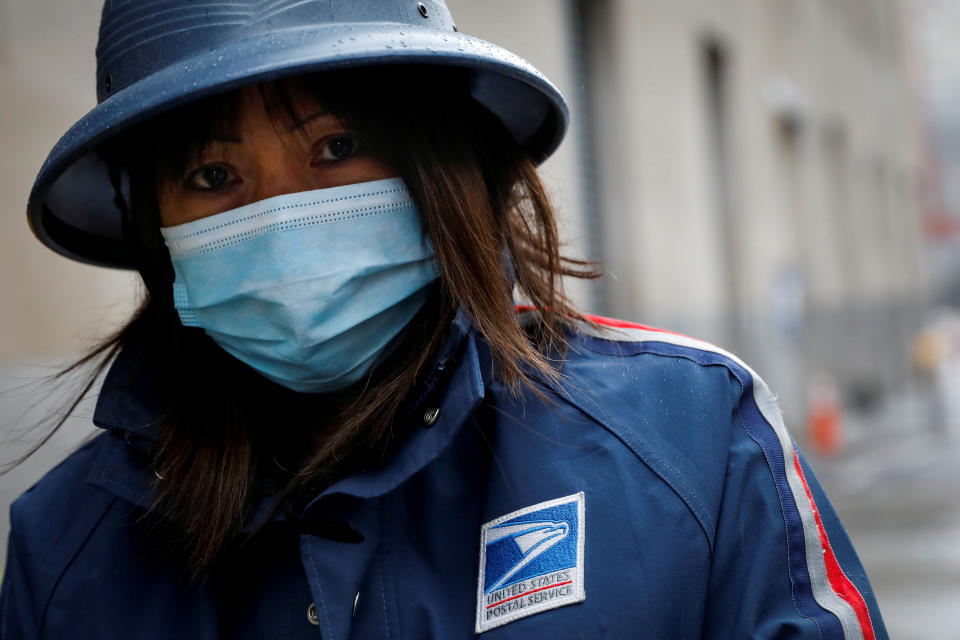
left=515, top=305, right=688, bottom=337
left=582, top=314, right=673, bottom=332
left=792, top=449, right=876, bottom=640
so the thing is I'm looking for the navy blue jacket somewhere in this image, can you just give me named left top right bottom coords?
left=1, top=310, right=887, bottom=638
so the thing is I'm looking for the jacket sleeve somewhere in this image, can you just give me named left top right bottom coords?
left=1, top=501, right=41, bottom=640
left=702, top=372, right=887, bottom=639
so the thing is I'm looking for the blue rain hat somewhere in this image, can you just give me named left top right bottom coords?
left=27, top=0, right=569, bottom=269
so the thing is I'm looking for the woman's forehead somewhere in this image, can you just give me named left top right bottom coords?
left=186, top=78, right=333, bottom=143
left=241, top=79, right=330, bottom=127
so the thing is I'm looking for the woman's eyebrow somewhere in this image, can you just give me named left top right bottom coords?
left=289, top=109, right=331, bottom=131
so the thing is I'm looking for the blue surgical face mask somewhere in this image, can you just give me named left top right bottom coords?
left=159, top=177, right=439, bottom=394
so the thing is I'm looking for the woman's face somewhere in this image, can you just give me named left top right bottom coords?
left=157, top=81, right=396, bottom=227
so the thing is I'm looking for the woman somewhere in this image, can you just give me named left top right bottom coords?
left=2, top=1, right=886, bottom=638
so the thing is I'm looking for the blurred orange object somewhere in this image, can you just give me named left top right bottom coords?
left=807, top=378, right=844, bottom=457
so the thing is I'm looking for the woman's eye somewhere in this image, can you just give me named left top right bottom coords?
left=316, top=134, right=364, bottom=163
left=186, top=165, right=236, bottom=191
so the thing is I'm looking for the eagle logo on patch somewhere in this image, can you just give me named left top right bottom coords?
left=475, top=492, right=586, bottom=633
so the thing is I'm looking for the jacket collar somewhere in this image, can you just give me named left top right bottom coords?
left=86, top=307, right=490, bottom=512
left=302, top=308, right=488, bottom=512
left=91, top=340, right=166, bottom=443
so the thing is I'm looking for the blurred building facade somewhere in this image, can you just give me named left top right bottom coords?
left=458, top=0, right=927, bottom=424
left=0, top=0, right=139, bottom=363
left=0, top=0, right=928, bottom=428
left=909, top=0, right=960, bottom=305
left=570, top=0, right=925, bottom=422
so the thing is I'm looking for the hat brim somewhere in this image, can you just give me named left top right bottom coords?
left=28, top=24, right=568, bottom=269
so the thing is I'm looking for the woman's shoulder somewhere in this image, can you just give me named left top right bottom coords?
left=3, top=433, right=210, bottom=638
left=558, top=315, right=784, bottom=464
left=540, top=314, right=788, bottom=549
left=10, top=433, right=117, bottom=528
left=6, top=434, right=119, bottom=604
left=558, top=314, right=751, bottom=418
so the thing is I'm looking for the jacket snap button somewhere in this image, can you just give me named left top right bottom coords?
left=423, top=407, right=440, bottom=427
left=307, top=602, right=319, bottom=626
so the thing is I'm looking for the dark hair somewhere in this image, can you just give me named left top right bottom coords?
left=19, top=66, right=599, bottom=577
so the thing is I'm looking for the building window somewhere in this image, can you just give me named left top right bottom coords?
left=701, top=37, right=743, bottom=349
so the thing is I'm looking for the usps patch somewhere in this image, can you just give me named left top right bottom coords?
left=475, top=492, right=585, bottom=633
